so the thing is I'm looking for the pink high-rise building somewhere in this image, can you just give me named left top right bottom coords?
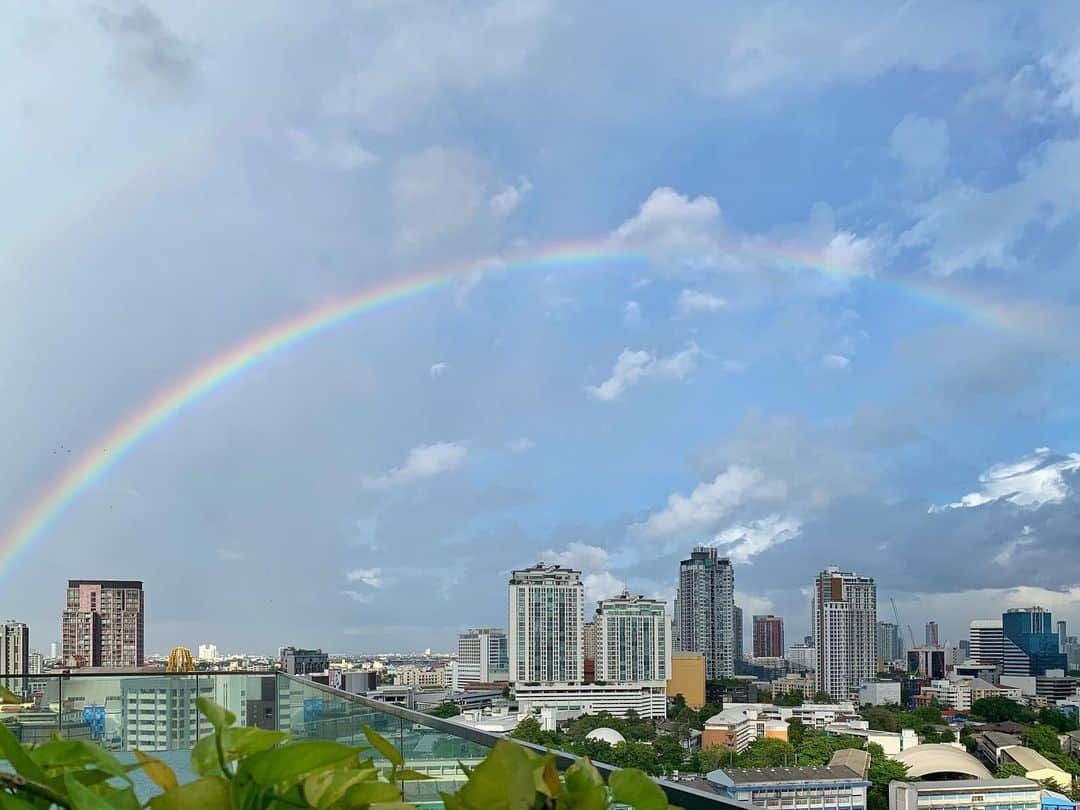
left=61, top=580, right=144, bottom=668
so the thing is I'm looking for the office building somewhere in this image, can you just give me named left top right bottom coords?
left=787, top=641, right=817, bottom=671
left=394, top=665, right=447, bottom=687
left=120, top=676, right=216, bottom=751
left=925, top=622, right=939, bottom=647
left=1057, top=621, right=1067, bottom=653
left=876, top=622, right=903, bottom=665
left=330, top=670, right=378, bottom=694
left=593, top=592, right=671, bottom=684
left=969, top=619, right=1003, bottom=666
left=753, top=615, right=784, bottom=658
left=1002, top=608, right=1068, bottom=677
left=454, top=628, right=508, bottom=687
left=675, top=548, right=735, bottom=679
left=958, top=639, right=970, bottom=659
left=49, top=642, right=58, bottom=660
left=1, top=621, right=30, bottom=698
left=279, top=647, right=328, bottom=676
left=813, top=568, right=876, bottom=700
left=582, top=622, right=596, bottom=665
left=708, top=753, right=870, bottom=810
left=890, top=778, right=1040, bottom=810
left=28, top=652, right=44, bottom=675
left=734, top=605, right=744, bottom=663
left=514, top=681, right=667, bottom=719
left=857, top=680, right=901, bottom=706
left=667, top=652, right=706, bottom=709
left=908, top=646, right=947, bottom=680
left=508, top=563, right=584, bottom=684
left=197, top=644, right=219, bottom=661
left=61, top=581, right=144, bottom=669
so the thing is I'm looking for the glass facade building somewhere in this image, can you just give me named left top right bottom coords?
left=1002, top=608, right=1068, bottom=676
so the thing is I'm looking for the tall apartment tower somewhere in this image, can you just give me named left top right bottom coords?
left=876, top=621, right=903, bottom=664
left=593, top=592, right=671, bottom=684
left=969, top=619, right=1004, bottom=666
left=675, top=548, right=735, bottom=678
left=753, top=615, right=785, bottom=658
left=508, top=563, right=584, bottom=684
left=1058, top=620, right=1068, bottom=653
left=0, top=621, right=30, bottom=698
left=813, top=567, right=877, bottom=700
left=734, top=605, right=744, bottom=664
left=455, top=628, right=508, bottom=686
left=925, top=621, right=939, bottom=647
left=1002, top=607, right=1067, bottom=676
left=62, top=580, right=144, bottom=668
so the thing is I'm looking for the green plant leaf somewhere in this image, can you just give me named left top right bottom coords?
left=190, top=735, right=224, bottom=777
left=302, top=768, right=376, bottom=808
left=609, top=769, right=668, bottom=810
left=367, top=803, right=413, bottom=810
left=148, top=777, right=230, bottom=810
left=439, top=792, right=464, bottom=810
left=222, top=727, right=289, bottom=758
left=245, top=740, right=360, bottom=787
left=451, top=740, right=534, bottom=809
left=134, top=750, right=179, bottom=792
left=362, top=726, right=404, bottom=768
left=33, top=741, right=130, bottom=782
left=342, top=781, right=403, bottom=805
left=563, top=758, right=603, bottom=792
left=536, top=758, right=560, bottom=798
left=0, top=792, right=37, bottom=810
left=392, top=769, right=432, bottom=781
left=0, top=722, right=46, bottom=782
left=0, top=684, right=22, bottom=706
left=100, top=786, right=141, bottom=810
left=63, top=773, right=116, bottom=810
left=195, top=699, right=236, bottom=731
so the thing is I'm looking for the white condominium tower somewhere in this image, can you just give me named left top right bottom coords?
left=814, top=567, right=877, bottom=700
left=969, top=619, right=1004, bottom=666
left=508, top=563, right=584, bottom=684
left=593, top=592, right=671, bottom=684
left=676, top=547, right=735, bottom=678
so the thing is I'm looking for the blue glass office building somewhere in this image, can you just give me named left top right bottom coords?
left=1002, top=608, right=1068, bottom=676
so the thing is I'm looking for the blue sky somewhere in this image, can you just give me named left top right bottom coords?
left=3, top=1, right=1080, bottom=654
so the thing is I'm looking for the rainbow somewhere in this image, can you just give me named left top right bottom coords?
left=0, top=238, right=1037, bottom=574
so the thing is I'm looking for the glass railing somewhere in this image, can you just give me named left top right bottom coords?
left=0, top=671, right=745, bottom=809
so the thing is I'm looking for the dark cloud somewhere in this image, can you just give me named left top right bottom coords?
left=94, top=2, right=197, bottom=100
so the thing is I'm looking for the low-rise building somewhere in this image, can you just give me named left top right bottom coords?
left=768, top=673, right=815, bottom=698
left=999, top=746, right=1073, bottom=791
left=889, top=777, right=1040, bottom=810
left=395, top=665, right=448, bottom=687
left=513, top=681, right=667, bottom=719
left=858, top=681, right=901, bottom=706
left=976, top=731, right=1022, bottom=766
left=666, top=652, right=706, bottom=709
left=824, top=723, right=918, bottom=756
left=785, top=702, right=861, bottom=729
left=707, top=752, right=870, bottom=810
left=702, top=704, right=789, bottom=752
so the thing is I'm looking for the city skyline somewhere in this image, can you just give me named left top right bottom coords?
left=4, top=4, right=1080, bottom=653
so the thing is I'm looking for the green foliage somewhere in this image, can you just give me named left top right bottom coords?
left=995, top=762, right=1029, bottom=779
left=860, top=706, right=898, bottom=733
left=786, top=718, right=807, bottom=748
left=811, top=692, right=833, bottom=703
left=0, top=701, right=676, bottom=809
left=1038, top=708, right=1079, bottom=733
left=1021, top=724, right=1080, bottom=776
left=737, top=737, right=795, bottom=768
left=772, top=690, right=804, bottom=707
left=648, top=736, right=685, bottom=773
left=427, top=702, right=462, bottom=718
left=688, top=744, right=731, bottom=774
left=970, top=696, right=1035, bottom=724
left=867, top=743, right=909, bottom=810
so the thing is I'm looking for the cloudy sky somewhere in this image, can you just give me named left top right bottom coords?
left=3, top=1, right=1080, bottom=655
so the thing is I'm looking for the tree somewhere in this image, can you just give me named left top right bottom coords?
left=971, top=696, right=1028, bottom=723
left=671, top=694, right=688, bottom=716
left=692, top=744, right=732, bottom=773
left=867, top=743, right=909, bottom=810
left=697, top=702, right=723, bottom=728
left=774, top=690, right=805, bottom=707
left=651, top=734, right=686, bottom=773
left=812, top=691, right=833, bottom=703
left=609, top=741, right=663, bottom=775
left=429, top=701, right=461, bottom=718
left=787, top=718, right=807, bottom=748
left=512, top=715, right=553, bottom=746
left=995, top=762, right=1029, bottom=779
left=1039, top=707, right=1079, bottom=733
left=738, top=737, right=796, bottom=768
left=861, top=706, right=899, bottom=733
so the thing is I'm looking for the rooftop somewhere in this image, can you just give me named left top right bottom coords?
left=894, top=777, right=1037, bottom=791
left=1001, top=746, right=1067, bottom=773
left=711, top=764, right=869, bottom=786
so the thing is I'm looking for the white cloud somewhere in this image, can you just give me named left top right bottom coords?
left=507, top=437, right=535, bottom=452
left=540, top=543, right=627, bottom=606
left=734, top=591, right=775, bottom=618
left=392, top=146, right=491, bottom=253
left=993, top=526, right=1037, bottom=567
left=709, top=514, right=802, bottom=563
left=429, top=362, right=449, bottom=378
left=285, top=129, right=377, bottom=171
left=488, top=176, right=532, bottom=217
left=345, top=567, right=383, bottom=588
left=889, top=115, right=949, bottom=181
left=677, top=289, right=727, bottom=315
left=623, top=300, right=642, bottom=326
left=933, top=448, right=1080, bottom=510
left=583, top=571, right=628, bottom=606
left=341, top=590, right=373, bottom=604
left=610, top=187, right=726, bottom=270
left=635, top=466, right=786, bottom=538
left=587, top=344, right=701, bottom=401
left=362, top=441, right=468, bottom=490
left=822, top=354, right=851, bottom=370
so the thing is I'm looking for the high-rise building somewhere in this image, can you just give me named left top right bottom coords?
left=279, top=647, right=328, bottom=676
left=969, top=619, right=1003, bottom=666
left=925, top=621, right=939, bottom=647
left=734, top=605, right=744, bottom=664
left=1058, top=621, right=1068, bottom=654
left=1001, top=607, right=1067, bottom=677
left=508, top=563, right=584, bottom=684
left=907, top=646, right=947, bottom=679
left=49, top=642, right=58, bottom=660
left=753, top=615, right=785, bottom=658
left=197, top=644, right=219, bottom=662
left=667, top=652, right=706, bottom=709
left=28, top=651, right=44, bottom=675
left=61, top=580, right=144, bottom=668
left=675, top=548, right=735, bottom=679
left=454, top=628, right=508, bottom=687
left=593, top=592, right=671, bottom=684
left=786, top=641, right=816, bottom=672
left=1, top=621, right=30, bottom=698
left=876, top=622, right=903, bottom=664
left=813, top=567, right=876, bottom=700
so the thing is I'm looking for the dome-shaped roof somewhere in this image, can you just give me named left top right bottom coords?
left=893, top=744, right=991, bottom=779
left=166, top=646, right=195, bottom=673
left=585, top=727, right=626, bottom=745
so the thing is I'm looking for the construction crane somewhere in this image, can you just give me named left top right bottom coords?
left=890, top=597, right=918, bottom=648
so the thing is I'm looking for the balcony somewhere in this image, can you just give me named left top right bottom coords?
left=0, top=671, right=745, bottom=808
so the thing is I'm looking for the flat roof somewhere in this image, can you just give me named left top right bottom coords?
left=67, top=580, right=143, bottom=588
left=894, top=777, right=1037, bottom=791
left=716, top=765, right=867, bottom=785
